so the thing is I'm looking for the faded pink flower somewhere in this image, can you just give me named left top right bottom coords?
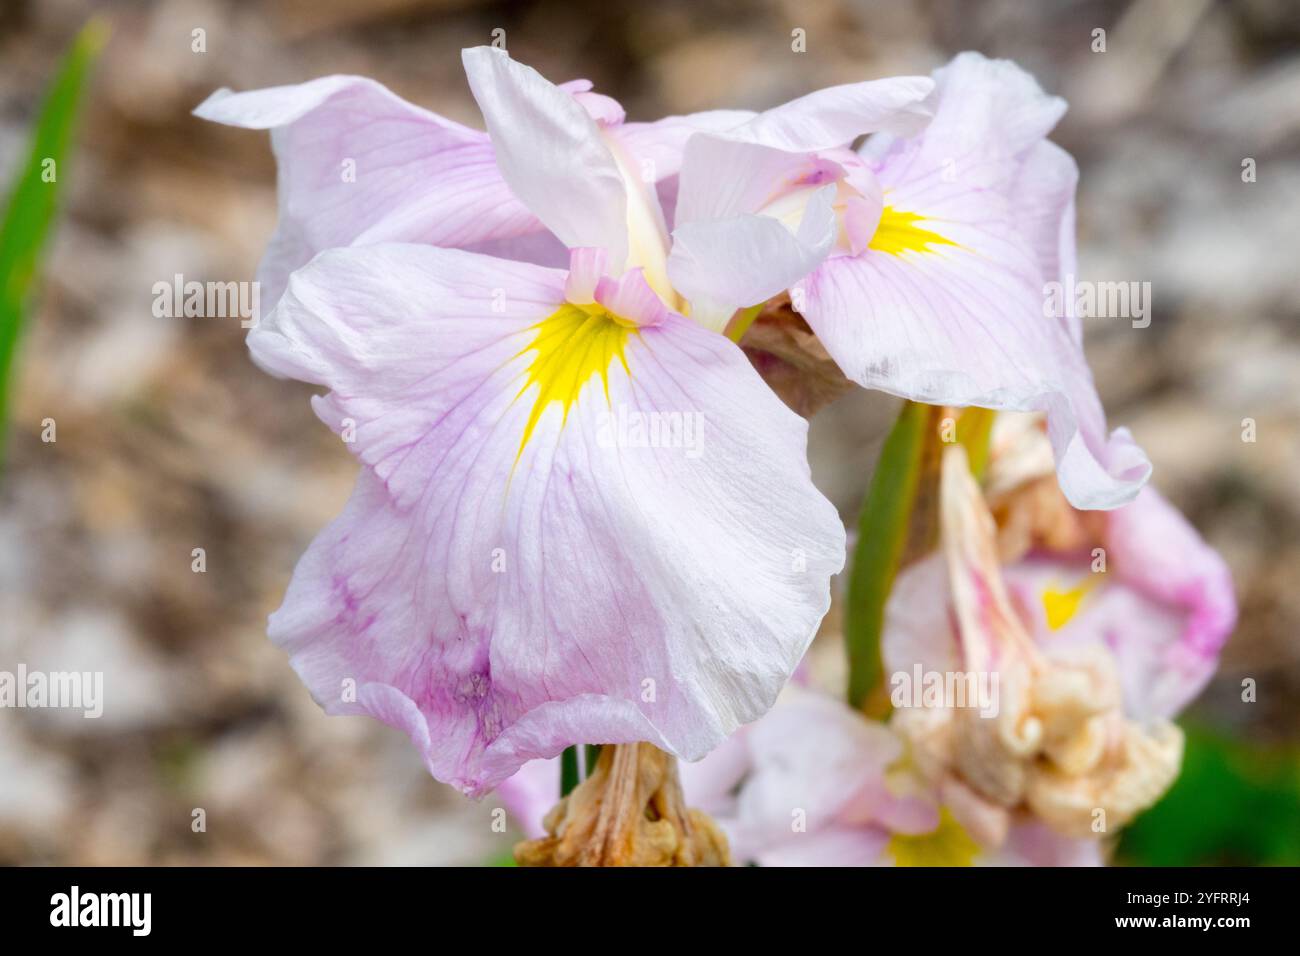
left=881, top=417, right=1234, bottom=851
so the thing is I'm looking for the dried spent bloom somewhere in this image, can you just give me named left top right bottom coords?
left=892, top=444, right=1181, bottom=840
left=536, top=684, right=1100, bottom=866
left=514, top=744, right=730, bottom=867
left=884, top=429, right=1235, bottom=843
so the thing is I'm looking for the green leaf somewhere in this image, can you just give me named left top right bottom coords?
left=560, top=745, right=581, bottom=797
left=844, top=401, right=937, bottom=710
left=0, top=18, right=106, bottom=465
left=844, top=403, right=995, bottom=711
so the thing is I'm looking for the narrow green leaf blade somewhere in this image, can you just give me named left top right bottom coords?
left=0, top=19, right=107, bottom=462
left=844, top=401, right=934, bottom=710
left=560, top=745, right=581, bottom=797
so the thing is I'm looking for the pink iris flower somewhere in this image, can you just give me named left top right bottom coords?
left=670, top=52, right=1153, bottom=511
left=193, top=48, right=946, bottom=794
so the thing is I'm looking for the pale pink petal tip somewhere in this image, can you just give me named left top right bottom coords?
left=594, top=268, right=673, bottom=326
left=558, top=78, right=627, bottom=126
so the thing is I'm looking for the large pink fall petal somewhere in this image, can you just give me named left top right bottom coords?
left=462, top=48, right=629, bottom=267
left=798, top=245, right=1150, bottom=511
left=1012, top=140, right=1082, bottom=343
left=1107, top=488, right=1238, bottom=691
left=251, top=243, right=845, bottom=795
left=193, top=76, right=541, bottom=309
left=1003, top=487, right=1236, bottom=721
left=798, top=52, right=1150, bottom=510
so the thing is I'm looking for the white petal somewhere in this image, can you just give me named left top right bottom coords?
left=251, top=243, right=845, bottom=793
left=462, top=47, right=628, bottom=266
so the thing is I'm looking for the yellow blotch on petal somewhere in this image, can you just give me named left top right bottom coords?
left=869, top=207, right=959, bottom=256
left=513, top=303, right=634, bottom=460
left=887, top=808, right=981, bottom=867
left=1042, top=578, right=1096, bottom=631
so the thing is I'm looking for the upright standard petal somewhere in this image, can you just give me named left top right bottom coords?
left=663, top=77, right=933, bottom=330
left=668, top=137, right=839, bottom=331
left=194, top=76, right=542, bottom=309
left=252, top=243, right=845, bottom=794
left=797, top=53, right=1151, bottom=510
left=462, top=48, right=629, bottom=268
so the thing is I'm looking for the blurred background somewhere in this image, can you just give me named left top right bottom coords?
left=0, top=0, right=1297, bottom=865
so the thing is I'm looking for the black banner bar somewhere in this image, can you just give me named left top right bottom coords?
left=0, top=866, right=1286, bottom=941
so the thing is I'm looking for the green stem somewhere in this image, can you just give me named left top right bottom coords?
left=844, top=401, right=933, bottom=710
left=560, top=745, right=581, bottom=796
left=724, top=304, right=762, bottom=344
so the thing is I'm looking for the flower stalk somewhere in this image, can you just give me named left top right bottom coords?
left=516, top=743, right=731, bottom=867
